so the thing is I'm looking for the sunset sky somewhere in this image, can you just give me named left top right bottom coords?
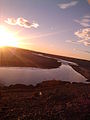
left=0, top=0, right=90, bottom=60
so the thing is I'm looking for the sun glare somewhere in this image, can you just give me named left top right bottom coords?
left=0, top=26, right=18, bottom=47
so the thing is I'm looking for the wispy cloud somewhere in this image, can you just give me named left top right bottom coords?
left=5, top=17, right=39, bottom=28
left=74, top=48, right=90, bottom=54
left=21, top=31, right=64, bottom=41
left=83, top=50, right=90, bottom=53
left=58, top=0, right=90, bottom=10
left=87, top=0, right=90, bottom=4
left=75, top=28, right=90, bottom=46
left=75, top=15, right=90, bottom=27
left=66, top=40, right=78, bottom=44
left=58, top=1, right=78, bottom=9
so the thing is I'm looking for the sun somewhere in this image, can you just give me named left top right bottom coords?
left=0, top=26, right=18, bottom=47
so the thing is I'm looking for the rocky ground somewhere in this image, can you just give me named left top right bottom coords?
left=0, top=80, right=90, bottom=120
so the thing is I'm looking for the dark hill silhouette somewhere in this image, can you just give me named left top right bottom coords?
left=0, top=47, right=60, bottom=68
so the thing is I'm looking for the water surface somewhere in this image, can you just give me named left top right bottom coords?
left=0, top=63, right=86, bottom=86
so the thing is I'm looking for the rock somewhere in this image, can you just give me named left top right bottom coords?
left=86, top=79, right=90, bottom=82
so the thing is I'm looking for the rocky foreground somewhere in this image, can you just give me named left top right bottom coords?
left=0, top=80, right=90, bottom=120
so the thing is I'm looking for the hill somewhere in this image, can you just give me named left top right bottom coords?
left=0, top=47, right=60, bottom=68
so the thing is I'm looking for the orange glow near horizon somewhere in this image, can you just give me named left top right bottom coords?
left=0, top=25, right=89, bottom=60
left=0, top=25, right=18, bottom=47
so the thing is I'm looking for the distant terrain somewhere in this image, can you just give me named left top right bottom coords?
left=0, top=46, right=90, bottom=81
left=32, top=49, right=90, bottom=80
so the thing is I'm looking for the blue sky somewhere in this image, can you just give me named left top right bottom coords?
left=0, top=0, right=90, bottom=60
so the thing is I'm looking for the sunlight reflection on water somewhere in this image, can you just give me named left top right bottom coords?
left=0, top=64, right=86, bottom=86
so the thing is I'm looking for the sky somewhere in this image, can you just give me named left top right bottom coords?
left=0, top=0, right=90, bottom=60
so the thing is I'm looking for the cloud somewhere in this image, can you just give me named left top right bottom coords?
left=84, top=15, right=90, bottom=18
left=84, top=50, right=90, bottom=53
left=5, top=17, right=39, bottom=28
left=66, top=40, right=78, bottom=44
left=74, top=15, right=90, bottom=46
left=75, top=28, right=90, bottom=46
left=87, top=0, right=90, bottom=4
left=58, top=1, right=78, bottom=9
left=75, top=15, right=90, bottom=27
left=58, top=0, right=90, bottom=10
left=73, top=48, right=90, bottom=54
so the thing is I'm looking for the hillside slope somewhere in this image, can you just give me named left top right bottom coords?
left=0, top=47, right=60, bottom=68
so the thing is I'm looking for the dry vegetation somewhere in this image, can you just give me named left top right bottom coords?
left=0, top=80, right=90, bottom=120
